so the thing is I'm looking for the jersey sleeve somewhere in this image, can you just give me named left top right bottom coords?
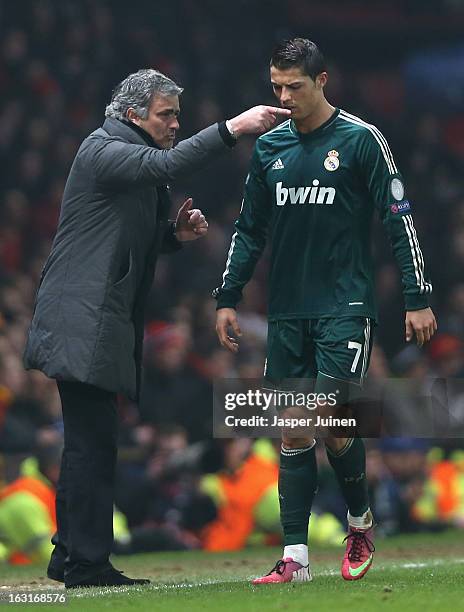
left=213, top=144, right=270, bottom=309
left=358, top=127, right=432, bottom=310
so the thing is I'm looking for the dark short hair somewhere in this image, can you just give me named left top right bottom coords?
left=270, top=38, right=326, bottom=80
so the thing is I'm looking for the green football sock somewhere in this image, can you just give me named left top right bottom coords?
left=326, top=437, right=369, bottom=518
left=279, top=443, right=318, bottom=546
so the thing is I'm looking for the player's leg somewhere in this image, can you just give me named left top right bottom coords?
left=313, top=317, right=375, bottom=581
left=253, top=320, right=317, bottom=584
left=325, top=434, right=374, bottom=581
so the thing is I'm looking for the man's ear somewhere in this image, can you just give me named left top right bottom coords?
left=127, top=108, right=141, bottom=125
left=316, top=72, right=328, bottom=89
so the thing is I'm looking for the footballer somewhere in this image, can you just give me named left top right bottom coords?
left=214, top=38, right=437, bottom=583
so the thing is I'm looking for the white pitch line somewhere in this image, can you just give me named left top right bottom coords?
left=71, top=557, right=464, bottom=594
left=7, top=558, right=464, bottom=596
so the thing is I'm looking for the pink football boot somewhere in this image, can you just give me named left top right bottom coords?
left=341, top=521, right=375, bottom=581
left=252, top=558, right=311, bottom=584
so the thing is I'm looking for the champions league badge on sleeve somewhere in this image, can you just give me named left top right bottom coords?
left=390, top=177, right=405, bottom=201
left=390, top=200, right=411, bottom=215
left=324, top=150, right=340, bottom=171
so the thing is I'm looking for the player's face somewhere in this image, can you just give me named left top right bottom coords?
left=270, top=66, right=323, bottom=121
left=132, top=94, right=180, bottom=149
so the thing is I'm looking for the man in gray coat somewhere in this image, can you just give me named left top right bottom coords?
left=23, top=68, right=289, bottom=588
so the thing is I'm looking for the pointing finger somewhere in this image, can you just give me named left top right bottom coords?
left=265, top=106, right=291, bottom=116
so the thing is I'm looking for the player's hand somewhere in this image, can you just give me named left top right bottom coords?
left=216, top=307, right=242, bottom=353
left=228, top=105, right=291, bottom=136
left=174, top=197, right=208, bottom=242
left=405, top=307, right=437, bottom=347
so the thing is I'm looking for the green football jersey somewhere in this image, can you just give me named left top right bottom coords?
left=214, top=108, right=432, bottom=322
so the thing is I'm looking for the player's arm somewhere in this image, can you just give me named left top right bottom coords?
left=214, top=145, right=270, bottom=352
left=358, top=128, right=437, bottom=346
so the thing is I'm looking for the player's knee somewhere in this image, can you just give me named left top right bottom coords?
left=281, top=434, right=315, bottom=450
left=324, top=435, right=349, bottom=453
left=279, top=406, right=315, bottom=449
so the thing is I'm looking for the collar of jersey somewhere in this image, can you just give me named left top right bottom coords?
left=290, top=107, right=340, bottom=140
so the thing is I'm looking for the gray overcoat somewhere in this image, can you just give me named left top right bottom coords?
left=23, top=118, right=231, bottom=400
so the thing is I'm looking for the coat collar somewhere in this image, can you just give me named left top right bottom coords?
left=102, top=117, right=158, bottom=148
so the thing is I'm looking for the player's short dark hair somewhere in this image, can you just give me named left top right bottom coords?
left=270, top=38, right=326, bottom=80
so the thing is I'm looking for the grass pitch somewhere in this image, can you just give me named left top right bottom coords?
left=1, top=530, right=463, bottom=611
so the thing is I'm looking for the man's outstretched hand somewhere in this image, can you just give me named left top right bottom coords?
left=216, top=308, right=242, bottom=353
left=228, top=105, right=291, bottom=137
left=405, top=307, right=437, bottom=347
left=175, top=198, right=208, bottom=242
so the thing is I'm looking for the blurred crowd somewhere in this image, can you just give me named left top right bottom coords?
left=1, top=0, right=464, bottom=560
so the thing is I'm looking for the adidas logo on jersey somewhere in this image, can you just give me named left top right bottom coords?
left=272, top=158, right=284, bottom=170
left=276, top=180, right=336, bottom=206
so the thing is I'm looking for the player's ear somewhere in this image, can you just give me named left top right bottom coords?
left=316, top=72, right=328, bottom=89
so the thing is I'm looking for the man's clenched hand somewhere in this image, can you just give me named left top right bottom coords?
left=175, top=198, right=208, bottom=242
left=216, top=308, right=242, bottom=353
left=405, top=307, right=437, bottom=347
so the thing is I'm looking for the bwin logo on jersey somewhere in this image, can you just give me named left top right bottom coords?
left=276, top=180, right=336, bottom=206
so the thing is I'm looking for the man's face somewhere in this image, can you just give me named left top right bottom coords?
left=270, top=65, right=325, bottom=121
left=130, top=94, right=180, bottom=149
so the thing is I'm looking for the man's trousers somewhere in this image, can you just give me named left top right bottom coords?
left=49, top=380, right=118, bottom=586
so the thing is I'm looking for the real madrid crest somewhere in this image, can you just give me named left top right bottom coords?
left=324, top=149, right=339, bottom=172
